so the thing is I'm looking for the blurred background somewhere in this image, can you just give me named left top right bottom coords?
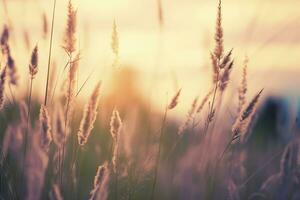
left=1, top=0, right=300, bottom=115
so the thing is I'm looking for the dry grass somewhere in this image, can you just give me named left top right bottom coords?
left=0, top=0, right=299, bottom=200
left=78, top=82, right=101, bottom=146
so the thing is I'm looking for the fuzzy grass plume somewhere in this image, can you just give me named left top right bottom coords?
left=63, top=0, right=77, bottom=54
left=89, top=162, right=110, bottom=200
left=65, top=53, right=80, bottom=123
left=238, top=56, right=248, bottom=113
left=157, top=0, right=164, bottom=29
left=178, top=97, right=198, bottom=135
left=53, top=105, right=67, bottom=147
left=218, top=60, right=234, bottom=91
left=110, top=109, right=122, bottom=200
left=196, top=89, right=213, bottom=114
left=110, top=109, right=122, bottom=143
left=110, top=109, right=122, bottom=172
left=0, top=25, right=9, bottom=54
left=211, top=53, right=219, bottom=84
left=78, top=82, right=101, bottom=146
left=29, top=45, right=38, bottom=79
left=0, top=66, right=7, bottom=110
left=168, top=88, right=181, bottom=110
left=39, top=105, right=52, bottom=150
left=42, top=13, right=49, bottom=39
left=232, top=89, right=263, bottom=141
left=6, top=46, right=19, bottom=86
left=1, top=26, right=18, bottom=86
left=111, top=20, right=119, bottom=68
left=214, top=0, right=223, bottom=60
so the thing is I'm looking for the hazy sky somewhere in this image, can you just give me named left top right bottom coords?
left=1, top=0, right=300, bottom=111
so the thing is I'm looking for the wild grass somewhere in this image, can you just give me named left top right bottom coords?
left=0, top=0, right=299, bottom=200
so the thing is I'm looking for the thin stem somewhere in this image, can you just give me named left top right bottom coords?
left=218, top=135, right=238, bottom=162
left=203, top=55, right=222, bottom=137
left=0, top=112, right=9, bottom=164
left=60, top=142, right=66, bottom=186
left=21, top=76, right=32, bottom=196
left=165, top=134, right=180, bottom=162
left=60, top=54, right=73, bottom=187
left=203, top=82, right=218, bottom=137
left=144, top=15, right=165, bottom=160
left=207, top=134, right=238, bottom=199
left=75, top=68, right=95, bottom=97
left=44, top=0, right=56, bottom=106
left=127, top=162, right=138, bottom=200
left=71, top=131, right=80, bottom=174
left=21, top=77, right=33, bottom=185
left=69, top=142, right=79, bottom=200
left=239, top=149, right=283, bottom=188
left=50, top=60, right=70, bottom=104
left=26, top=77, right=33, bottom=134
left=150, top=106, right=168, bottom=200
left=75, top=147, right=82, bottom=200
left=114, top=140, right=119, bottom=200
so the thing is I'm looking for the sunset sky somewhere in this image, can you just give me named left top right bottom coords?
left=1, top=0, right=300, bottom=112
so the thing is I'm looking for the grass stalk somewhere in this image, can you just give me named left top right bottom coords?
left=60, top=53, right=73, bottom=187
left=44, top=0, right=57, bottom=106
left=20, top=77, right=34, bottom=192
left=50, top=60, right=70, bottom=105
left=150, top=105, right=168, bottom=200
left=114, top=142, right=119, bottom=200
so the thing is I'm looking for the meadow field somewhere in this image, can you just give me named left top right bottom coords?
left=0, top=0, right=300, bottom=199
